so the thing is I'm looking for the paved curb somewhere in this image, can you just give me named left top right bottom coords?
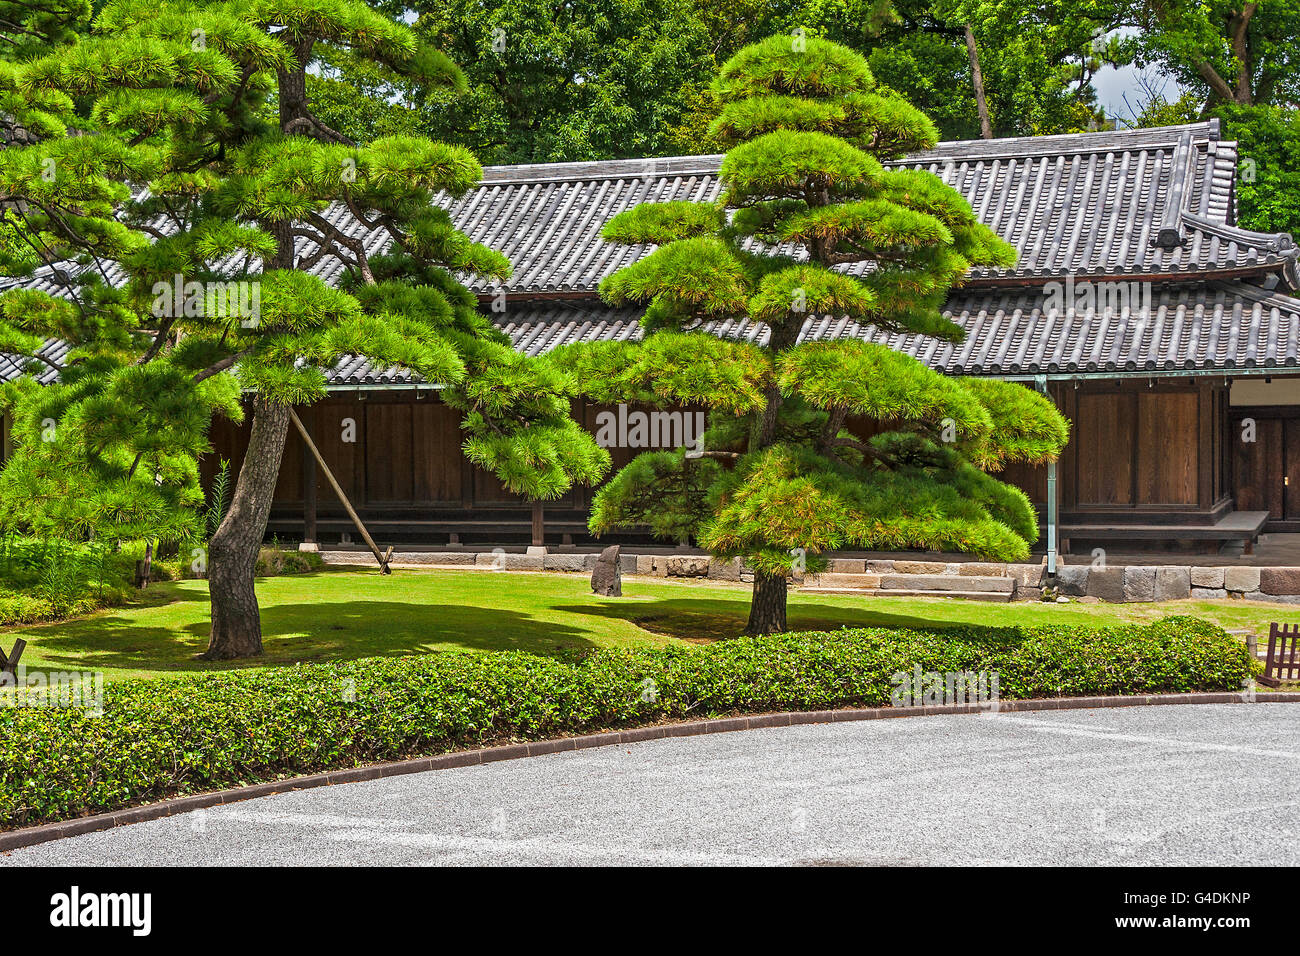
left=2, top=690, right=1295, bottom=853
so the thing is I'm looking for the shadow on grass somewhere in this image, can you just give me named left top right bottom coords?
left=26, top=600, right=605, bottom=675
left=559, top=596, right=965, bottom=642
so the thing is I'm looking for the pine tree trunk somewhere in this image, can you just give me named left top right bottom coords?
left=201, top=397, right=291, bottom=660
left=963, top=24, right=994, bottom=139
left=199, top=48, right=311, bottom=661
left=746, top=570, right=788, bottom=634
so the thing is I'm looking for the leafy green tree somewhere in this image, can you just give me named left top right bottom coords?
left=306, top=0, right=720, bottom=164
left=1113, top=2, right=1300, bottom=233
left=862, top=0, right=1116, bottom=138
left=310, top=0, right=902, bottom=161
left=549, top=34, right=1068, bottom=633
left=1121, top=0, right=1300, bottom=108
left=0, top=0, right=607, bottom=658
left=1216, top=103, right=1300, bottom=235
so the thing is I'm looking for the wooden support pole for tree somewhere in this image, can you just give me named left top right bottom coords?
left=288, top=407, right=391, bottom=574
left=0, top=638, right=25, bottom=689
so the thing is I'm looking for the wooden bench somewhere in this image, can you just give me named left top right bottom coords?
left=1059, top=510, right=1269, bottom=555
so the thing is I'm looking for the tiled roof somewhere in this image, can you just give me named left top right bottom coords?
left=425, top=121, right=1299, bottom=294
left=4, top=121, right=1299, bottom=385
left=0, top=338, right=66, bottom=384
left=4, top=120, right=1294, bottom=303
left=320, top=281, right=1300, bottom=383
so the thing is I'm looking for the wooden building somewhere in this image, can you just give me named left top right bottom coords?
left=7, top=120, right=1300, bottom=555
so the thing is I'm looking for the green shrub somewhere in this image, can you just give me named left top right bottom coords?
left=0, top=616, right=1252, bottom=829
left=254, top=547, right=326, bottom=576
left=0, top=588, right=58, bottom=626
left=0, top=537, right=159, bottom=622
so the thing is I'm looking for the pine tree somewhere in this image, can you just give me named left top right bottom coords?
left=549, top=32, right=1069, bottom=634
left=0, top=0, right=607, bottom=658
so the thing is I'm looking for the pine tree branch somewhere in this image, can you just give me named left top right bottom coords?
left=818, top=406, right=848, bottom=455
left=135, top=317, right=175, bottom=366
left=293, top=227, right=359, bottom=273
left=30, top=351, right=65, bottom=373
left=302, top=211, right=374, bottom=284
left=193, top=348, right=253, bottom=383
left=826, top=436, right=883, bottom=462
left=283, top=112, right=355, bottom=146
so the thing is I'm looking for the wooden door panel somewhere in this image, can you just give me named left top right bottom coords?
left=1286, top=420, right=1300, bottom=520
left=1233, top=416, right=1284, bottom=518
left=365, top=404, right=413, bottom=503
left=310, top=401, right=363, bottom=504
left=1136, top=391, right=1198, bottom=505
left=1075, top=392, right=1135, bottom=505
left=412, top=401, right=463, bottom=503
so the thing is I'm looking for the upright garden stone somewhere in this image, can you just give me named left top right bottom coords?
left=591, top=545, right=622, bottom=596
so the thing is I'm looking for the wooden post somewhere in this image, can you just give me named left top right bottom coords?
left=531, top=500, right=545, bottom=548
left=288, top=408, right=391, bottom=574
left=0, top=638, right=25, bottom=684
left=302, top=431, right=317, bottom=549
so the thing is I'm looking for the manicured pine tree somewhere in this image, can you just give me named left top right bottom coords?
left=549, top=32, right=1069, bottom=634
left=0, top=0, right=608, bottom=658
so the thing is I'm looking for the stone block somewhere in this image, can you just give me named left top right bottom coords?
left=893, top=560, right=947, bottom=574
left=1055, top=565, right=1089, bottom=596
left=1259, top=567, right=1300, bottom=596
left=959, top=563, right=1005, bottom=576
left=1190, top=567, right=1225, bottom=588
left=665, top=556, right=709, bottom=577
left=707, top=557, right=743, bottom=581
left=636, top=555, right=655, bottom=575
left=1190, top=588, right=1228, bottom=600
left=829, top=558, right=866, bottom=573
left=1007, top=564, right=1045, bottom=588
left=1085, top=567, right=1126, bottom=603
left=504, top=554, right=543, bottom=571
left=1122, top=566, right=1156, bottom=602
left=1244, top=592, right=1300, bottom=604
left=543, top=554, right=587, bottom=572
left=808, top=573, right=881, bottom=589
left=1224, top=566, right=1261, bottom=593
left=865, top=560, right=896, bottom=573
left=1014, top=587, right=1044, bottom=602
left=879, top=574, right=1012, bottom=593
left=1153, top=566, right=1191, bottom=601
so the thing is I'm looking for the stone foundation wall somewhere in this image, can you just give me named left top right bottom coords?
left=319, top=550, right=1300, bottom=603
left=1052, top=564, right=1300, bottom=604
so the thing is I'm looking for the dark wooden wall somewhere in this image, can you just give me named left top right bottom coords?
left=1028, top=378, right=1230, bottom=523
left=202, top=378, right=1235, bottom=543
left=1230, top=406, right=1300, bottom=531
left=206, top=392, right=552, bottom=517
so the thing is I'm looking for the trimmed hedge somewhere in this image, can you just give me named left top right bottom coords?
left=0, top=616, right=1253, bottom=829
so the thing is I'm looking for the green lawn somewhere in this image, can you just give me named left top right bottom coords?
left=5, top=566, right=1298, bottom=681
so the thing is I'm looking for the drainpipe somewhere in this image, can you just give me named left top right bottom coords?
left=1035, top=375, right=1059, bottom=576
